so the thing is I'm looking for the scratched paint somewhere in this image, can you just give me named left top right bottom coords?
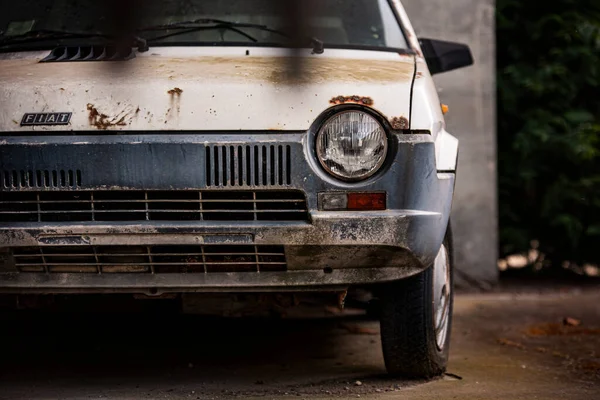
left=86, top=104, right=133, bottom=130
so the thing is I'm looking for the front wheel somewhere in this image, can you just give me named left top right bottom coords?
left=380, top=226, right=453, bottom=378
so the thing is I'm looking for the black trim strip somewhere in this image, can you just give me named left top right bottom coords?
left=408, top=54, right=417, bottom=130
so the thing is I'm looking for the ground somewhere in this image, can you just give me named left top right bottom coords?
left=0, top=285, right=598, bottom=399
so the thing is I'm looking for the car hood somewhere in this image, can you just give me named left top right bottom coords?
left=0, top=47, right=415, bottom=133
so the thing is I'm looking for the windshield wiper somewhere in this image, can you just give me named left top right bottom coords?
left=0, top=29, right=149, bottom=52
left=138, top=19, right=324, bottom=54
left=143, top=23, right=260, bottom=44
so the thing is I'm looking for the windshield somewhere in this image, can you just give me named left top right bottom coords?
left=0, top=0, right=407, bottom=51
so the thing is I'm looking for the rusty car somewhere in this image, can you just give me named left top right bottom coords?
left=0, top=0, right=473, bottom=378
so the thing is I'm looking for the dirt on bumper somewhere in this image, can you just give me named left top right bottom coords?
left=0, top=210, right=444, bottom=294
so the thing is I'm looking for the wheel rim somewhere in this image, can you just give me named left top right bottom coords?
left=432, top=244, right=451, bottom=350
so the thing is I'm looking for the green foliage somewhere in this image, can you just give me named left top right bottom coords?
left=497, top=0, right=600, bottom=264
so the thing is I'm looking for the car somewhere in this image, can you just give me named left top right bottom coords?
left=0, top=0, right=472, bottom=378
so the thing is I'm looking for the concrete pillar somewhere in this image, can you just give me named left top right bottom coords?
left=402, top=0, right=498, bottom=289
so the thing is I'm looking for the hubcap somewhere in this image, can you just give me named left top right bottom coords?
left=432, top=244, right=451, bottom=350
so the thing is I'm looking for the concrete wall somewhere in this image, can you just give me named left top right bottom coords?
left=402, top=0, right=498, bottom=289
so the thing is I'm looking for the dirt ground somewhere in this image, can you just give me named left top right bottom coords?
left=0, top=285, right=598, bottom=400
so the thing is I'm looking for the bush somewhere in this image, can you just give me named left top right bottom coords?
left=497, top=0, right=600, bottom=265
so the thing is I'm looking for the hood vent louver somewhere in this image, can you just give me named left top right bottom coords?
left=1, top=169, right=81, bottom=189
left=40, top=46, right=136, bottom=63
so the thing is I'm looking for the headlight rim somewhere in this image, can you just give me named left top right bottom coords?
left=315, top=109, right=390, bottom=182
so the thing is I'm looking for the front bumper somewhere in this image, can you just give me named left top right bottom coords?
left=0, top=210, right=445, bottom=294
left=0, top=132, right=454, bottom=294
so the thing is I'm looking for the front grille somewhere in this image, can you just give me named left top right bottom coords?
left=12, top=245, right=286, bottom=274
left=206, top=144, right=292, bottom=187
left=0, top=190, right=308, bottom=222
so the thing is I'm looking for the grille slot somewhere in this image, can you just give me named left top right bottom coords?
left=0, top=190, right=308, bottom=222
left=1, top=169, right=81, bottom=189
left=41, top=46, right=136, bottom=63
left=206, top=145, right=292, bottom=187
left=12, top=245, right=286, bottom=274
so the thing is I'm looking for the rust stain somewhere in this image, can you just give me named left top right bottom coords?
left=390, top=116, right=409, bottom=130
left=87, top=104, right=103, bottom=121
left=114, top=116, right=127, bottom=126
left=86, top=103, right=129, bottom=130
left=167, top=88, right=183, bottom=119
left=329, top=96, right=374, bottom=106
left=167, top=87, right=183, bottom=95
left=416, top=71, right=423, bottom=79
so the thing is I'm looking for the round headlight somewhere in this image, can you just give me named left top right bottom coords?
left=316, top=111, right=388, bottom=181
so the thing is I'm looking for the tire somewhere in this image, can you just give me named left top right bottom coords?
left=380, top=225, right=454, bottom=378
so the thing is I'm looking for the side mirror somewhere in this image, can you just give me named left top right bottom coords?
left=418, top=38, right=473, bottom=75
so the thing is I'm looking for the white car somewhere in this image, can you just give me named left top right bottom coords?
left=0, top=0, right=472, bottom=378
